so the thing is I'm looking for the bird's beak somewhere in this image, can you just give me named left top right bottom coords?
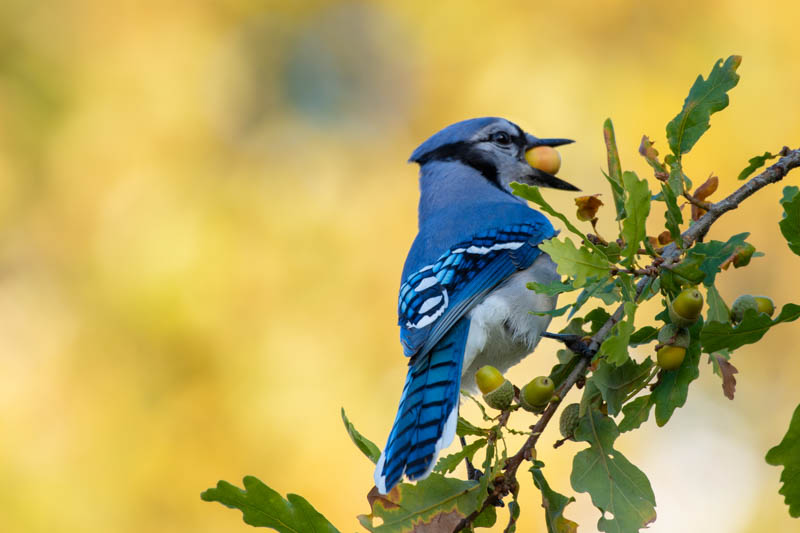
left=518, top=168, right=581, bottom=191
left=525, top=133, right=574, bottom=150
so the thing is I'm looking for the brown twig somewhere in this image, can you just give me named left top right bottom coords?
left=609, top=265, right=660, bottom=277
left=682, top=191, right=713, bottom=211
left=454, top=146, right=800, bottom=532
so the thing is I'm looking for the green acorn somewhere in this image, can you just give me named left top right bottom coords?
left=657, top=324, right=691, bottom=349
left=668, top=287, right=704, bottom=327
left=520, top=376, right=555, bottom=412
left=657, top=345, right=686, bottom=370
left=731, top=294, right=758, bottom=323
left=559, top=403, right=581, bottom=440
left=483, top=379, right=514, bottom=410
left=754, top=296, right=775, bottom=317
left=475, top=365, right=504, bottom=395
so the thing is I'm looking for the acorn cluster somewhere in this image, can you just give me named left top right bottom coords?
left=658, top=287, right=775, bottom=370
left=474, top=366, right=555, bottom=412
left=656, top=287, right=704, bottom=370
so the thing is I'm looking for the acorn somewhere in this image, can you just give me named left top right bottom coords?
left=657, top=345, right=686, bottom=370
left=731, top=295, right=758, bottom=323
left=754, top=296, right=775, bottom=317
left=475, top=365, right=504, bottom=395
left=483, top=379, right=514, bottom=410
left=668, top=287, right=704, bottom=327
left=526, top=146, right=561, bottom=175
left=559, top=403, right=581, bottom=440
left=520, top=376, right=555, bottom=412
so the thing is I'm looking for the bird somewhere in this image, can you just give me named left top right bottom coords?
left=374, top=117, right=579, bottom=494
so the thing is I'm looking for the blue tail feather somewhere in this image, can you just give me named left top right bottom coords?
left=374, top=318, right=469, bottom=494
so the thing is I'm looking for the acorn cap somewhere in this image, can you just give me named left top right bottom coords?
left=559, top=403, right=581, bottom=440
left=483, top=379, right=514, bottom=410
left=657, top=324, right=691, bottom=349
left=731, top=295, right=758, bottom=323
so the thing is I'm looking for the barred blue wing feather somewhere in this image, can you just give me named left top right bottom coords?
left=398, top=222, right=554, bottom=357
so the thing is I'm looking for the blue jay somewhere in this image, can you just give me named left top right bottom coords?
left=374, top=117, right=578, bottom=494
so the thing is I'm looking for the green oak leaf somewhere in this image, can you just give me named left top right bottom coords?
left=629, top=326, right=658, bottom=346
left=527, top=280, right=578, bottom=296
left=539, top=237, right=611, bottom=288
left=661, top=183, right=684, bottom=246
left=473, top=505, right=497, bottom=528
left=621, top=171, right=652, bottom=265
left=700, top=304, right=800, bottom=353
left=531, top=466, right=579, bottom=533
left=357, top=474, right=481, bottom=532
left=550, top=356, right=582, bottom=391
left=506, top=499, right=521, bottom=533
left=434, top=438, right=487, bottom=475
left=592, top=358, right=654, bottom=416
left=619, top=395, right=653, bottom=433
left=475, top=439, right=498, bottom=509
left=691, top=233, right=749, bottom=286
left=738, top=151, right=777, bottom=180
left=585, top=307, right=612, bottom=333
left=666, top=55, right=742, bottom=156
left=512, top=183, right=607, bottom=257
left=651, top=321, right=702, bottom=426
left=341, top=408, right=381, bottom=464
left=664, top=154, right=689, bottom=195
left=766, top=403, right=800, bottom=518
left=456, top=417, right=490, bottom=437
left=603, top=118, right=626, bottom=220
left=532, top=304, right=573, bottom=317
left=570, top=278, right=621, bottom=318
left=598, top=240, right=622, bottom=263
left=779, top=186, right=800, bottom=256
left=570, top=409, right=657, bottom=533
left=660, top=252, right=706, bottom=293
left=202, top=476, right=340, bottom=533
left=597, top=302, right=637, bottom=366
left=705, top=285, right=730, bottom=323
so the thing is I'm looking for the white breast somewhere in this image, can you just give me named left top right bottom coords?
left=461, top=253, right=559, bottom=392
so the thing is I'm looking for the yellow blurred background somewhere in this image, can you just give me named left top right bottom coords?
left=1, top=1, right=799, bottom=531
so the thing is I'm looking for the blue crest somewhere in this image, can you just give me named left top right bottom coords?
left=409, top=117, right=507, bottom=163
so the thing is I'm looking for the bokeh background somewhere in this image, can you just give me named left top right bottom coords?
left=1, top=1, right=799, bottom=531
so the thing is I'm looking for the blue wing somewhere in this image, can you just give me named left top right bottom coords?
left=398, top=221, right=554, bottom=358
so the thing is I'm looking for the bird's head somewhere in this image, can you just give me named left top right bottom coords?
left=409, top=117, right=579, bottom=194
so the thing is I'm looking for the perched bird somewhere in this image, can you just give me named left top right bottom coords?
left=374, top=117, right=578, bottom=494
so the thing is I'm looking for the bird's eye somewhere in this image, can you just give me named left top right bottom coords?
left=492, top=132, right=512, bottom=146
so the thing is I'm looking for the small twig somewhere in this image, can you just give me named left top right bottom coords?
left=553, top=436, right=570, bottom=449
left=682, top=191, right=713, bottom=211
left=609, top=264, right=660, bottom=277
left=586, top=233, right=609, bottom=246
